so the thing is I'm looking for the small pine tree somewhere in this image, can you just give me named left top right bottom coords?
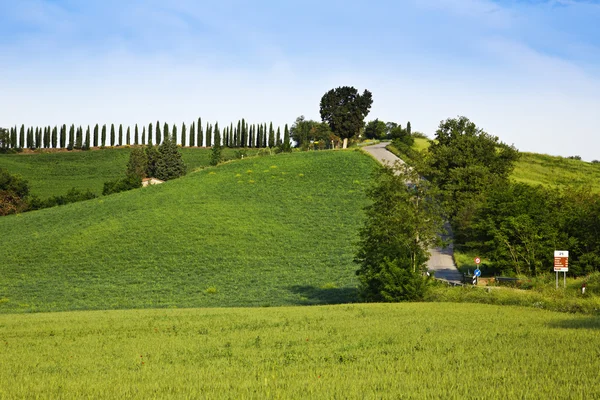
left=84, top=126, right=91, bottom=150
left=282, top=124, right=291, bottom=152
left=190, top=122, right=195, bottom=147
left=197, top=118, right=202, bottom=147
left=181, top=123, right=186, bottom=147
left=134, top=124, right=139, bottom=145
left=268, top=122, right=275, bottom=148
left=93, top=124, right=99, bottom=147
left=75, top=126, right=83, bottom=149
left=19, top=125, right=25, bottom=149
left=118, top=124, right=123, bottom=146
left=51, top=126, right=58, bottom=148
left=110, top=124, right=115, bottom=146
left=155, top=121, right=161, bottom=145
left=126, top=126, right=131, bottom=145
left=101, top=125, right=107, bottom=147
left=154, top=137, right=187, bottom=181
left=126, top=146, right=148, bottom=179
left=205, top=122, right=212, bottom=148
left=210, top=123, right=222, bottom=166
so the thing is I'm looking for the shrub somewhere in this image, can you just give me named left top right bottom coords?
left=102, top=175, right=142, bottom=196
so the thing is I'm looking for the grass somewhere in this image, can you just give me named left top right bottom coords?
left=0, top=147, right=259, bottom=198
left=0, top=150, right=377, bottom=313
left=512, top=152, right=600, bottom=192
left=0, top=303, right=599, bottom=398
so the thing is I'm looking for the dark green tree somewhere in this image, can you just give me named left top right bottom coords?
left=205, top=122, right=212, bottom=148
left=268, top=122, right=275, bottom=147
left=134, top=124, right=139, bottom=145
left=281, top=124, right=291, bottom=152
left=101, top=124, right=107, bottom=147
left=155, top=137, right=187, bottom=181
left=35, top=127, right=41, bottom=149
left=110, top=124, right=115, bottom=146
left=93, top=124, right=99, bottom=147
left=319, top=86, right=373, bottom=148
left=364, top=119, right=387, bottom=140
left=406, top=121, right=412, bottom=136
left=60, top=124, right=67, bottom=148
left=172, top=123, right=177, bottom=143
left=43, top=126, right=50, bottom=148
left=148, top=122, right=153, bottom=146
left=126, top=126, right=131, bottom=145
left=197, top=118, right=202, bottom=147
left=51, top=126, right=57, bottom=148
left=126, top=146, right=148, bottom=179
left=145, top=145, right=159, bottom=178
left=189, top=122, right=195, bottom=147
left=84, top=126, right=90, bottom=150
left=163, top=122, right=169, bottom=143
left=210, top=123, right=222, bottom=166
left=68, top=124, right=75, bottom=150
left=181, top=122, right=186, bottom=147
left=142, top=126, right=146, bottom=145
left=19, top=125, right=25, bottom=149
left=75, top=126, right=83, bottom=149
left=355, top=163, right=442, bottom=301
left=118, top=124, right=123, bottom=146
left=276, top=127, right=281, bottom=146
left=156, top=121, right=161, bottom=145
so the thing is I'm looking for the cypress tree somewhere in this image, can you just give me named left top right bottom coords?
left=282, top=123, right=291, bottom=152
left=172, top=123, right=178, bottom=144
left=84, top=126, right=91, bottom=149
left=93, top=124, right=99, bottom=147
left=60, top=125, right=66, bottom=148
left=248, top=125, right=253, bottom=148
left=209, top=123, right=222, bottom=166
left=148, top=122, right=153, bottom=146
left=163, top=122, right=169, bottom=143
left=235, top=120, right=241, bottom=148
left=134, top=124, right=139, bottom=145
left=205, top=122, right=211, bottom=148
left=406, top=121, right=412, bottom=136
left=68, top=124, right=75, bottom=150
left=42, top=127, right=48, bottom=148
left=51, top=126, right=57, bottom=148
left=240, top=119, right=246, bottom=147
left=155, top=121, right=161, bottom=145
left=101, top=124, right=107, bottom=147
left=19, top=125, right=25, bottom=149
left=75, top=125, right=83, bottom=149
left=35, top=127, right=41, bottom=149
left=9, top=127, right=15, bottom=148
left=26, top=128, right=31, bottom=149
left=233, top=127, right=237, bottom=149
left=181, top=122, right=186, bottom=147
left=118, top=124, right=123, bottom=146
left=224, top=127, right=229, bottom=147
left=142, top=126, right=146, bottom=145
left=197, top=120, right=203, bottom=147
left=276, top=126, right=281, bottom=146
left=268, top=122, right=275, bottom=148
left=190, top=122, right=195, bottom=147
left=110, top=124, right=115, bottom=146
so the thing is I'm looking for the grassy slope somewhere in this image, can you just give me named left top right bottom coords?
left=0, top=147, right=258, bottom=198
left=1, top=303, right=599, bottom=398
left=0, top=150, right=376, bottom=313
left=407, top=138, right=600, bottom=191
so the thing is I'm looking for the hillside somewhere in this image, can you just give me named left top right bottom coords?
left=0, top=147, right=258, bottom=198
left=405, top=138, right=600, bottom=191
left=0, top=150, right=377, bottom=313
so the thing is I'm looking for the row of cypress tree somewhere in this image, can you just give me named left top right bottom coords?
left=3, top=119, right=292, bottom=150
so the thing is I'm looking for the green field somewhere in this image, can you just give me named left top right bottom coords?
left=0, top=147, right=259, bottom=199
left=0, top=303, right=598, bottom=398
left=0, top=150, right=376, bottom=313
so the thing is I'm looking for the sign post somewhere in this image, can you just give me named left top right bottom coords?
left=473, top=257, right=481, bottom=285
left=554, top=251, right=569, bottom=289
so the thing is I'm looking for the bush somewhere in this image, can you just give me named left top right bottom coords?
left=359, top=258, right=431, bottom=302
left=102, top=175, right=142, bottom=196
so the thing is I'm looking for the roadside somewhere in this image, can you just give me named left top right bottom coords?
left=362, top=142, right=463, bottom=284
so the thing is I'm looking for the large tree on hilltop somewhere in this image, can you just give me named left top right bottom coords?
left=319, top=86, right=373, bottom=148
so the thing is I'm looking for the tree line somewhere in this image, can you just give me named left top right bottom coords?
left=0, top=119, right=292, bottom=152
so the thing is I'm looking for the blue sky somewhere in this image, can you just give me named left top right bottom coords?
left=1, top=0, right=599, bottom=159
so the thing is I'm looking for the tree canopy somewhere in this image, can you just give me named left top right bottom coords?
left=319, top=86, right=373, bottom=142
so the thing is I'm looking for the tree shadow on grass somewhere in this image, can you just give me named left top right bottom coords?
left=547, top=317, right=600, bottom=330
left=288, top=285, right=360, bottom=305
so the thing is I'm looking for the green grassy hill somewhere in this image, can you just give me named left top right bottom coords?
left=406, top=138, right=600, bottom=191
left=0, top=147, right=257, bottom=198
left=0, top=150, right=376, bottom=313
left=1, top=303, right=599, bottom=398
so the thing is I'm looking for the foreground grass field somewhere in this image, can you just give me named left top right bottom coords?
left=0, top=150, right=376, bottom=313
left=1, top=303, right=598, bottom=398
left=0, top=147, right=259, bottom=198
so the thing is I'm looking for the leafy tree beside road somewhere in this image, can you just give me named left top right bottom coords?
left=320, top=86, right=373, bottom=148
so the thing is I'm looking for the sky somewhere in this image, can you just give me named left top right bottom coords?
left=1, top=0, right=599, bottom=160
